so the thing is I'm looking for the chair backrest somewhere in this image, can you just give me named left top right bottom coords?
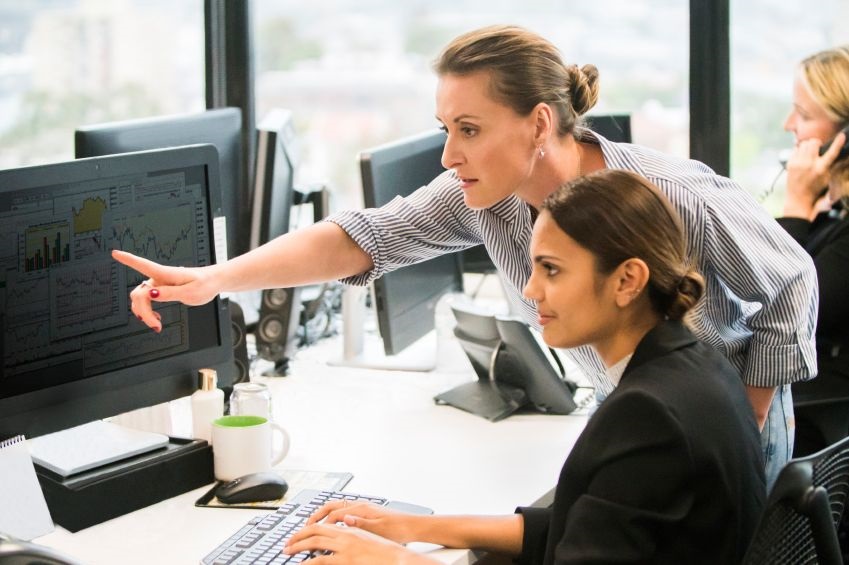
left=0, top=532, right=83, bottom=565
left=743, top=435, right=849, bottom=565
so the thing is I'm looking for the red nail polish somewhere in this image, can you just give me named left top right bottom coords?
left=136, top=315, right=142, bottom=321
left=149, top=288, right=160, bottom=298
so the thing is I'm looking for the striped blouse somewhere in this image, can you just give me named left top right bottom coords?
left=327, top=131, right=818, bottom=395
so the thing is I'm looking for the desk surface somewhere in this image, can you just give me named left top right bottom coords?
left=35, top=334, right=587, bottom=565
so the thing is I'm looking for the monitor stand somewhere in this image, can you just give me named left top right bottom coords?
left=328, top=286, right=436, bottom=372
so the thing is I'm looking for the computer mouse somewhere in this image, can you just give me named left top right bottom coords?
left=215, top=471, right=289, bottom=504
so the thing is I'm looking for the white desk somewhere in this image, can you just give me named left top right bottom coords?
left=35, top=335, right=587, bottom=565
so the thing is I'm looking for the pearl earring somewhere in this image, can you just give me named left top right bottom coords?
left=538, top=145, right=545, bottom=159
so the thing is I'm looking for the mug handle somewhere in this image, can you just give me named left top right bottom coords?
left=270, top=422, right=290, bottom=465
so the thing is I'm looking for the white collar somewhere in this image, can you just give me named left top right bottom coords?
left=605, top=353, right=633, bottom=387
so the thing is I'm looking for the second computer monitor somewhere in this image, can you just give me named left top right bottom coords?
left=250, top=109, right=299, bottom=250
left=359, top=129, right=463, bottom=356
left=74, top=107, right=248, bottom=258
left=583, top=113, right=632, bottom=143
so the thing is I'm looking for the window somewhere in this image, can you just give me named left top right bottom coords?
left=253, top=0, right=689, bottom=210
left=0, top=1, right=204, bottom=170
left=730, top=0, right=849, bottom=215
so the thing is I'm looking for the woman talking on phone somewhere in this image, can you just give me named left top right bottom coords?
left=113, top=25, right=816, bottom=486
left=779, top=45, right=849, bottom=456
left=283, top=170, right=767, bottom=565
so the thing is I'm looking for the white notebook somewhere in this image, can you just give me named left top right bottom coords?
left=0, top=435, right=53, bottom=540
left=28, top=420, right=169, bottom=477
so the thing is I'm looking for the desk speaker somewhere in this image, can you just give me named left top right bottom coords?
left=227, top=299, right=250, bottom=385
left=255, top=287, right=302, bottom=374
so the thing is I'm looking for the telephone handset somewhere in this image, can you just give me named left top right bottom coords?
left=819, top=124, right=849, bottom=161
left=809, top=124, right=849, bottom=201
left=761, top=124, right=849, bottom=203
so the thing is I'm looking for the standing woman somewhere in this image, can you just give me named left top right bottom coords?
left=779, top=45, right=849, bottom=456
left=113, top=25, right=816, bottom=486
left=284, top=170, right=767, bottom=565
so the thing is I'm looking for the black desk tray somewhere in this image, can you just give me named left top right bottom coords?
left=35, top=437, right=213, bottom=532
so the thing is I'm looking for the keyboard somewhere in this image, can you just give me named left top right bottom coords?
left=201, top=489, right=429, bottom=564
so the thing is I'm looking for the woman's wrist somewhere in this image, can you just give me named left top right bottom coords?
left=203, top=261, right=232, bottom=295
left=400, top=514, right=430, bottom=545
left=781, top=199, right=814, bottom=219
left=782, top=181, right=818, bottom=219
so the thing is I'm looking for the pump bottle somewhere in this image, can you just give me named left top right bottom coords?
left=191, top=368, right=224, bottom=445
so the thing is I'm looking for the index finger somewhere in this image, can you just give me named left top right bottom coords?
left=111, top=249, right=167, bottom=280
left=306, top=500, right=345, bottom=525
left=824, top=131, right=847, bottom=163
left=285, top=523, right=341, bottom=554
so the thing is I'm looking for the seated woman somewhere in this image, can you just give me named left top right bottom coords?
left=778, top=45, right=849, bottom=456
left=284, top=169, right=767, bottom=564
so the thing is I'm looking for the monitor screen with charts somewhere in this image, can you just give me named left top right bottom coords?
left=0, top=144, right=233, bottom=440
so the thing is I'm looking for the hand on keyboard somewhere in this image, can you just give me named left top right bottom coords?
left=303, top=498, right=414, bottom=544
left=201, top=489, right=434, bottom=564
left=284, top=522, right=433, bottom=565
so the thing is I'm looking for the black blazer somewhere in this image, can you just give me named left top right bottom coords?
left=779, top=207, right=849, bottom=384
left=516, top=321, right=766, bottom=565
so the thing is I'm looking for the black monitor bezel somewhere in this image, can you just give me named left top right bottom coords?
left=0, top=144, right=233, bottom=440
left=582, top=113, right=633, bottom=143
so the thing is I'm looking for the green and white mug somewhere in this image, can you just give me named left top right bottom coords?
left=211, top=415, right=289, bottom=481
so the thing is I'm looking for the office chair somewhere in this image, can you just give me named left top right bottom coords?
left=0, top=532, right=83, bottom=565
left=742, top=435, right=849, bottom=565
left=793, top=373, right=849, bottom=457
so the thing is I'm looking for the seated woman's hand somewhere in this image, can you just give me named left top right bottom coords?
left=305, top=499, right=417, bottom=545
left=283, top=523, right=434, bottom=565
left=111, top=249, right=219, bottom=332
left=785, top=132, right=846, bottom=217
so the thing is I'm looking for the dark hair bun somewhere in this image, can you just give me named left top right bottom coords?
left=568, top=64, right=600, bottom=117
left=665, top=271, right=705, bottom=320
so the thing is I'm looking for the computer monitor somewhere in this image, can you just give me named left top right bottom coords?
left=0, top=144, right=233, bottom=440
left=73, top=107, right=248, bottom=259
left=249, top=109, right=331, bottom=375
left=361, top=129, right=464, bottom=354
left=250, top=108, right=299, bottom=250
left=337, top=129, right=463, bottom=370
left=583, top=113, right=632, bottom=143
